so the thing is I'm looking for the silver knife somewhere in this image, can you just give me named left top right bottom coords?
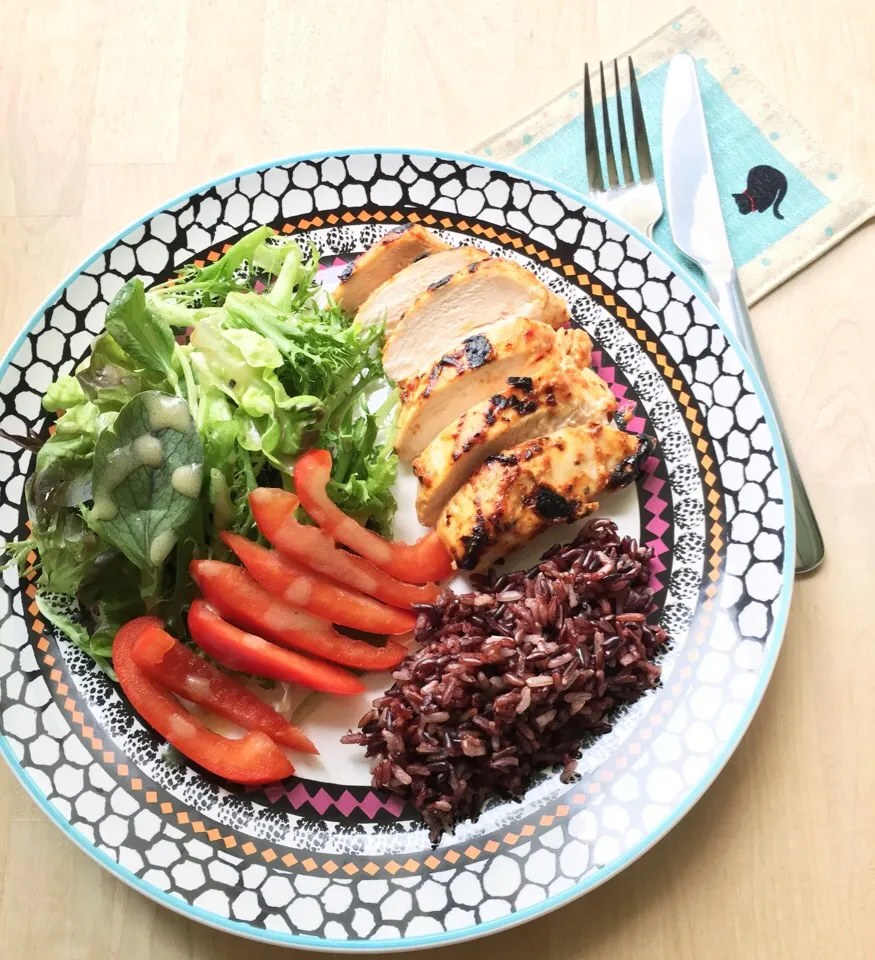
left=662, top=53, right=823, bottom=574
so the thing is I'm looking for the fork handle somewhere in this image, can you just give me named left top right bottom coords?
left=704, top=268, right=824, bottom=575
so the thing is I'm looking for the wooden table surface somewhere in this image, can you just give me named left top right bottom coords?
left=2, top=1, right=873, bottom=957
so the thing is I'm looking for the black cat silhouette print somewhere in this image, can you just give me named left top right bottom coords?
left=733, top=164, right=788, bottom=219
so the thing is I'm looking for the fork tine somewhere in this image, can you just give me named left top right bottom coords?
left=613, top=58, right=634, bottom=185
left=628, top=56, right=654, bottom=181
left=599, top=61, right=619, bottom=188
left=583, top=64, right=604, bottom=192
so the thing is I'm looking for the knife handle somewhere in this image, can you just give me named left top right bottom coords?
left=704, top=270, right=824, bottom=574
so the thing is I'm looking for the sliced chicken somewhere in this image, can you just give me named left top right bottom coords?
left=356, top=246, right=489, bottom=336
left=412, top=331, right=614, bottom=526
left=334, top=224, right=448, bottom=315
left=382, top=257, right=569, bottom=383
left=395, top=318, right=591, bottom=461
left=437, top=422, right=642, bottom=571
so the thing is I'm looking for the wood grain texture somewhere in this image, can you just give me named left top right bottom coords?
left=1, top=1, right=874, bottom=957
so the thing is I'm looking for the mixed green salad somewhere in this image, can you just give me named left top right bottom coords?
left=1, top=227, right=398, bottom=675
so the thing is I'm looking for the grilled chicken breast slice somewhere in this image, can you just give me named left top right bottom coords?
left=382, top=257, right=569, bottom=383
left=437, top=422, right=641, bottom=571
left=412, top=332, right=614, bottom=526
left=356, top=246, right=489, bottom=336
left=395, top=316, right=567, bottom=461
left=334, top=224, right=448, bottom=315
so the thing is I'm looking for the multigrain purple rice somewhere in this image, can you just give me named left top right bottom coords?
left=341, top=518, right=668, bottom=842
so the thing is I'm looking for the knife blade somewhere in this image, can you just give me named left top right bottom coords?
left=662, top=57, right=734, bottom=278
left=662, top=53, right=824, bottom=574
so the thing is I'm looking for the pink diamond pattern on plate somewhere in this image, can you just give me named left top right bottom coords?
left=309, top=788, right=335, bottom=816
left=645, top=514, right=670, bottom=537
left=287, top=782, right=311, bottom=808
left=262, top=783, right=285, bottom=804
left=335, top=790, right=359, bottom=817
left=591, top=339, right=672, bottom=596
left=638, top=455, right=670, bottom=591
left=642, top=472, right=663, bottom=494
left=317, top=256, right=350, bottom=276
left=253, top=780, right=407, bottom=819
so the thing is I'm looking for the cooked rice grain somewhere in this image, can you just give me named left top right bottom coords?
left=341, top=518, right=668, bottom=842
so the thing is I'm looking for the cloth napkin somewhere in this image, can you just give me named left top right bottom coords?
left=472, top=5, right=874, bottom=305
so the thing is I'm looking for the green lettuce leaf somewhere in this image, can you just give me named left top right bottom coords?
left=198, top=387, right=237, bottom=471
left=76, top=549, right=145, bottom=657
left=84, top=391, right=204, bottom=578
left=28, top=502, right=106, bottom=598
left=190, top=315, right=324, bottom=462
left=25, top=403, right=113, bottom=582
left=43, top=376, right=88, bottom=412
left=146, top=225, right=273, bottom=321
left=105, top=280, right=179, bottom=390
left=252, top=234, right=303, bottom=278
left=36, top=590, right=116, bottom=678
left=317, top=389, right=399, bottom=535
left=75, top=332, right=148, bottom=411
left=6, top=395, right=115, bottom=597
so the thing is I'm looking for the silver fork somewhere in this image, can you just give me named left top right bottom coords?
left=583, top=58, right=663, bottom=238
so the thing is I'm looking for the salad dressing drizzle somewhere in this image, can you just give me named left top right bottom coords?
left=144, top=393, right=192, bottom=434
left=171, top=463, right=203, bottom=498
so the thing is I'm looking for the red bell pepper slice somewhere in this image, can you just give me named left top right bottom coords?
left=131, top=625, right=317, bottom=754
left=294, top=449, right=453, bottom=583
left=249, top=488, right=441, bottom=609
left=114, top=617, right=295, bottom=785
left=187, top=599, right=364, bottom=695
left=220, top=531, right=416, bottom=636
left=191, top=560, right=407, bottom=672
